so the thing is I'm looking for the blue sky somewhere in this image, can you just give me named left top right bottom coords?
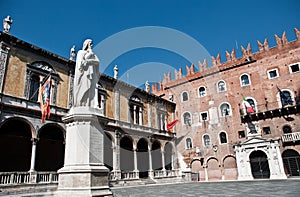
left=1, top=0, right=300, bottom=87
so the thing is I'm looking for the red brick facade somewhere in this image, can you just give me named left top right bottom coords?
left=153, top=28, right=300, bottom=180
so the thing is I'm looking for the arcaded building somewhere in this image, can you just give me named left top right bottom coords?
left=0, top=27, right=179, bottom=192
left=153, top=28, right=300, bottom=181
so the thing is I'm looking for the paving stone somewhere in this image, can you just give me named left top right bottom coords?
left=111, top=179, right=300, bottom=197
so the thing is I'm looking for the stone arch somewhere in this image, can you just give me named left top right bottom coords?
left=282, top=149, right=300, bottom=176
left=191, top=159, right=202, bottom=172
left=190, top=159, right=202, bottom=181
left=120, top=135, right=134, bottom=171
left=137, top=138, right=149, bottom=178
left=222, top=155, right=238, bottom=180
left=249, top=150, right=270, bottom=179
left=206, top=157, right=222, bottom=181
left=151, top=140, right=162, bottom=170
left=35, top=123, right=65, bottom=171
left=0, top=117, right=34, bottom=171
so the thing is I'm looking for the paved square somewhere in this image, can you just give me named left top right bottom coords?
left=111, top=179, right=300, bottom=197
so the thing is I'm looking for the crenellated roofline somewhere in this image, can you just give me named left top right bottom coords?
left=152, top=28, right=300, bottom=93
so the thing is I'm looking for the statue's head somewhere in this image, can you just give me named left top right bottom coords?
left=82, top=39, right=93, bottom=50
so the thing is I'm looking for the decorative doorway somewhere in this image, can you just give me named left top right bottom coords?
left=249, top=150, right=270, bottom=179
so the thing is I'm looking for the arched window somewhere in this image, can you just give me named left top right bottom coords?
left=240, top=74, right=251, bottom=86
left=203, top=134, right=211, bottom=146
left=198, top=86, right=206, bottom=97
left=182, top=91, right=189, bottom=101
left=217, top=80, right=226, bottom=92
left=25, top=61, right=59, bottom=106
left=220, top=103, right=231, bottom=117
left=246, top=99, right=255, bottom=110
left=183, top=112, right=192, bottom=126
left=243, top=97, right=256, bottom=114
left=283, top=125, right=292, bottom=134
left=279, top=90, right=294, bottom=107
left=219, top=132, right=227, bottom=144
left=186, top=138, right=193, bottom=149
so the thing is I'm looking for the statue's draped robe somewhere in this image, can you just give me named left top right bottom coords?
left=73, top=49, right=99, bottom=107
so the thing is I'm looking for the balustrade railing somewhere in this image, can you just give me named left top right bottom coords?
left=154, top=170, right=177, bottom=178
left=154, top=170, right=165, bottom=178
left=36, top=171, right=58, bottom=183
left=282, top=132, right=300, bottom=143
left=166, top=170, right=176, bottom=177
left=0, top=171, right=58, bottom=185
left=120, top=171, right=138, bottom=180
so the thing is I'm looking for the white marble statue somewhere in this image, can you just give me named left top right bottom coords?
left=114, top=65, right=118, bottom=79
left=145, top=80, right=150, bottom=92
left=70, top=45, right=76, bottom=60
left=3, top=16, right=13, bottom=33
left=73, top=39, right=99, bottom=107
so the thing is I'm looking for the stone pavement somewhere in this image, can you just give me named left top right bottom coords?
left=111, top=179, right=300, bottom=197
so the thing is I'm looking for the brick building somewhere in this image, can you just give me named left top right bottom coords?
left=153, top=28, right=300, bottom=181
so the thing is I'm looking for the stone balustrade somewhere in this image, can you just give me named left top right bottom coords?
left=109, top=169, right=178, bottom=182
left=120, top=171, right=139, bottom=180
left=282, top=132, right=300, bottom=143
left=0, top=171, right=58, bottom=185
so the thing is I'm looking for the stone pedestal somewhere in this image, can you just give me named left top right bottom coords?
left=56, top=107, right=112, bottom=197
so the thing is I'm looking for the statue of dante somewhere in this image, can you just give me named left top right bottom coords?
left=73, top=39, right=99, bottom=108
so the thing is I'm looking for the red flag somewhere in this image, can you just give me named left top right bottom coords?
left=167, top=119, right=179, bottom=131
left=39, top=77, right=51, bottom=123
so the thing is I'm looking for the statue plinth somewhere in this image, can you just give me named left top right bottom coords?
left=56, top=107, right=112, bottom=197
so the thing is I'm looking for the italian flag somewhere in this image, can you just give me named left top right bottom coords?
left=243, top=97, right=255, bottom=113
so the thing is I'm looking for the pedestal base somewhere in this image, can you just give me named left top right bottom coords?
left=57, top=106, right=113, bottom=196
left=56, top=165, right=112, bottom=197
